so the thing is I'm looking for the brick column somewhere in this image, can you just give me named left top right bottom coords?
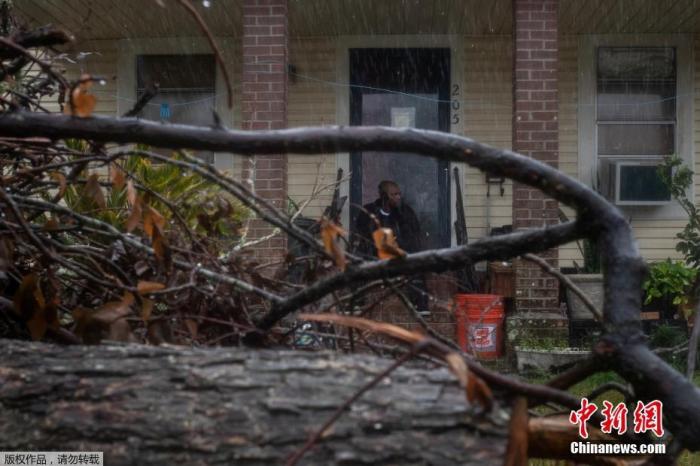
left=241, top=0, right=288, bottom=259
left=512, top=0, right=560, bottom=314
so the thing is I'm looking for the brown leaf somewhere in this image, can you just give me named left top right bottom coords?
left=12, top=274, right=44, bottom=321
left=65, top=74, right=96, bottom=117
left=73, top=292, right=135, bottom=344
left=445, top=352, right=469, bottom=389
left=300, top=313, right=424, bottom=345
left=43, top=217, right=60, bottom=231
left=137, top=281, right=165, bottom=294
left=184, top=319, right=198, bottom=339
left=504, top=397, right=529, bottom=466
left=141, top=298, right=154, bottom=322
left=466, top=367, right=494, bottom=412
left=110, top=163, right=126, bottom=190
left=49, top=172, right=67, bottom=202
left=126, top=180, right=138, bottom=206
left=26, top=311, right=48, bottom=341
left=125, top=195, right=142, bottom=233
left=12, top=274, right=48, bottom=340
left=372, top=228, right=406, bottom=260
left=92, top=292, right=135, bottom=324
left=152, top=227, right=172, bottom=268
left=320, top=217, right=347, bottom=271
left=84, top=173, right=106, bottom=209
left=143, top=205, right=165, bottom=239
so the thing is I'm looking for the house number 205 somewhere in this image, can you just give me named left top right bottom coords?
left=451, top=84, right=460, bottom=125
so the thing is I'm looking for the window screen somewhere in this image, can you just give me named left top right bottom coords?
left=597, top=47, right=676, bottom=155
left=136, top=55, right=216, bottom=162
left=596, top=47, right=676, bottom=203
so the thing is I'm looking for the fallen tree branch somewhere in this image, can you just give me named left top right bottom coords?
left=0, top=339, right=508, bottom=465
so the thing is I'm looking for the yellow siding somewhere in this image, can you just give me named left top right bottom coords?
left=286, top=38, right=337, bottom=219
left=558, top=35, right=583, bottom=267
left=461, top=36, right=513, bottom=242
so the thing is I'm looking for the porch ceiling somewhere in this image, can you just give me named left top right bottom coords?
left=15, top=0, right=512, bottom=41
left=560, top=0, right=700, bottom=34
left=14, top=0, right=700, bottom=42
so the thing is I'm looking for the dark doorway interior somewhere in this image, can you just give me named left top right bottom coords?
left=349, top=48, right=451, bottom=250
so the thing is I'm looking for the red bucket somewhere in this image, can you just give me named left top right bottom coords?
left=454, top=294, right=505, bottom=359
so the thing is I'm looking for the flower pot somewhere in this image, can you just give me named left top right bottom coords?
left=565, top=274, right=604, bottom=320
left=515, top=347, right=591, bottom=373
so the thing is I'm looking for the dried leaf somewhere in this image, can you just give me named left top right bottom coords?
left=137, top=281, right=165, bottom=294
left=92, top=292, right=134, bottom=324
left=13, top=274, right=43, bottom=321
left=143, top=205, right=165, bottom=239
left=445, top=352, right=469, bottom=389
left=185, top=319, right=198, bottom=339
left=73, top=292, right=135, bottom=344
left=320, top=217, right=347, bottom=271
left=84, top=173, right=106, bottom=209
left=49, top=172, right=67, bottom=202
left=152, top=227, right=171, bottom=268
left=125, top=195, right=142, bottom=233
left=65, top=74, right=96, bottom=117
left=372, top=228, right=406, bottom=260
left=141, top=298, right=154, bottom=322
left=12, top=274, right=48, bottom=340
left=110, top=163, right=126, bottom=190
left=300, top=313, right=423, bottom=345
left=26, top=311, right=48, bottom=341
left=126, top=180, right=138, bottom=206
left=504, top=397, right=529, bottom=466
left=466, top=368, right=494, bottom=412
left=43, top=217, right=60, bottom=231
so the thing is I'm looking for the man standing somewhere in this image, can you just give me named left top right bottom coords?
left=354, top=180, right=429, bottom=313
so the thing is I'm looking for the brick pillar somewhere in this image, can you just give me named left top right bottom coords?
left=241, top=0, right=288, bottom=259
left=512, top=0, right=560, bottom=313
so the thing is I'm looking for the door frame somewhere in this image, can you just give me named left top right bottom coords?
left=335, top=35, right=465, bottom=246
left=348, top=47, right=452, bottom=249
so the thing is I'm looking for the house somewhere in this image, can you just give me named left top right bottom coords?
left=15, top=0, right=700, bottom=342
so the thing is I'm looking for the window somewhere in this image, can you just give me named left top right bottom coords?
left=136, top=54, right=216, bottom=162
left=596, top=47, right=675, bottom=204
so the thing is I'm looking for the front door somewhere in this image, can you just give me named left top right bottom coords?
left=350, top=48, right=451, bottom=251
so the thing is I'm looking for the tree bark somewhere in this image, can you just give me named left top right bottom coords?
left=0, top=339, right=507, bottom=465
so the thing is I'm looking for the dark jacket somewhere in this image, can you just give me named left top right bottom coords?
left=354, top=199, right=423, bottom=257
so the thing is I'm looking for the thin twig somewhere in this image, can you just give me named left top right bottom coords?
left=172, top=0, right=234, bottom=108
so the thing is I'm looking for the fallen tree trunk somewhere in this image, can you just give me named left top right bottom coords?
left=0, top=339, right=507, bottom=465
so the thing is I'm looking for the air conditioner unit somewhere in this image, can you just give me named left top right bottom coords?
left=597, top=158, right=671, bottom=206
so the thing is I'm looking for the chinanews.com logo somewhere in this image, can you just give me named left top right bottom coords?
left=568, top=398, right=666, bottom=455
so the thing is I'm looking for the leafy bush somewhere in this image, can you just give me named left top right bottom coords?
left=659, top=155, right=700, bottom=267
left=643, top=259, right=697, bottom=306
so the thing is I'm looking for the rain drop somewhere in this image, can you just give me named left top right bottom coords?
left=202, top=0, right=211, bottom=7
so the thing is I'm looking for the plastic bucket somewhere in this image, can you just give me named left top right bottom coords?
left=454, top=294, right=505, bottom=359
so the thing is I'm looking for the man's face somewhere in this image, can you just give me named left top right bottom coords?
left=385, top=185, right=402, bottom=208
